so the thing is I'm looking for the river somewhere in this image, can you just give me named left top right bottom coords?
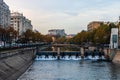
left=18, top=59, right=120, bottom=80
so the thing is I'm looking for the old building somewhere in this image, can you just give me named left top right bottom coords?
left=48, top=29, right=66, bottom=37
left=10, top=12, right=33, bottom=35
left=0, top=0, right=10, bottom=28
left=87, top=21, right=103, bottom=32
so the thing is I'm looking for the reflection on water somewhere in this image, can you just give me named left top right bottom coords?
left=18, top=60, right=120, bottom=80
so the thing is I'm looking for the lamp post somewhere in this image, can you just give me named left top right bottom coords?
left=9, top=32, right=12, bottom=48
left=2, top=34, right=5, bottom=47
left=3, top=34, right=7, bottom=48
left=96, top=37, right=99, bottom=46
left=104, top=35, right=107, bottom=42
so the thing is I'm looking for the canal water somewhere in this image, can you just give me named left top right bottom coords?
left=18, top=60, right=120, bottom=80
left=18, top=47, right=120, bottom=80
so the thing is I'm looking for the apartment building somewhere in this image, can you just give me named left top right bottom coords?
left=0, top=0, right=10, bottom=28
left=10, top=12, right=33, bottom=35
left=48, top=29, right=66, bottom=37
left=87, top=21, right=103, bottom=32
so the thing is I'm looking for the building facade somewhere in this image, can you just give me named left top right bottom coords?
left=10, top=12, right=33, bottom=35
left=66, top=34, right=75, bottom=39
left=87, top=21, right=103, bottom=32
left=110, top=28, right=118, bottom=49
left=0, top=0, right=10, bottom=28
left=48, top=29, right=66, bottom=37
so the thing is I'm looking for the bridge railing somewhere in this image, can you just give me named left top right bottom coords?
left=0, top=48, right=36, bottom=59
left=0, top=42, right=51, bottom=52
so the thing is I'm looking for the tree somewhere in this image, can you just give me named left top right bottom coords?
left=0, top=26, right=6, bottom=45
left=69, top=22, right=118, bottom=46
left=6, top=27, right=18, bottom=41
left=19, top=29, right=52, bottom=43
left=43, top=35, right=52, bottom=43
left=56, top=36, right=66, bottom=44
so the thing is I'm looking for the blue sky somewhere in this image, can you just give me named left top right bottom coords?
left=4, top=0, right=120, bottom=34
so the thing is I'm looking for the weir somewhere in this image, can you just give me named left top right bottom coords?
left=36, top=47, right=105, bottom=60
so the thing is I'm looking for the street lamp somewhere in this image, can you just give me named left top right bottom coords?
left=9, top=32, right=12, bottom=48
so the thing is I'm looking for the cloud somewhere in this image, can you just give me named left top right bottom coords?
left=4, top=0, right=120, bottom=34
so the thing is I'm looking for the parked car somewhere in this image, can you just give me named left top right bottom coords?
left=0, top=44, right=4, bottom=48
left=0, top=41, right=4, bottom=48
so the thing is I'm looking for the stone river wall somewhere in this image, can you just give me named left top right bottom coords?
left=0, top=48, right=36, bottom=80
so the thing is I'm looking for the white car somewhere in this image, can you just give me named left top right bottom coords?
left=0, top=44, right=3, bottom=48
left=0, top=41, right=4, bottom=48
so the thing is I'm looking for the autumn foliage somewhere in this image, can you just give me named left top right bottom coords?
left=68, top=23, right=118, bottom=45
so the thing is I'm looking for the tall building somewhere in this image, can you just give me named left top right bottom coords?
left=10, top=12, right=33, bottom=35
left=87, top=21, right=103, bottom=32
left=0, top=0, right=10, bottom=28
left=48, top=29, right=66, bottom=37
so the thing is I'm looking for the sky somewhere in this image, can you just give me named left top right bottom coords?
left=4, top=0, right=120, bottom=34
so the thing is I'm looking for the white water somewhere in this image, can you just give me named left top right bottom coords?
left=35, top=55, right=105, bottom=61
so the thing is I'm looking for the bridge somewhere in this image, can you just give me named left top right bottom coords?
left=52, top=44, right=80, bottom=48
left=0, top=42, right=115, bottom=61
left=51, top=43, right=120, bottom=62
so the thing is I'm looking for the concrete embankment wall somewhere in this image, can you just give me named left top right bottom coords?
left=0, top=48, right=36, bottom=80
left=112, top=49, right=120, bottom=64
